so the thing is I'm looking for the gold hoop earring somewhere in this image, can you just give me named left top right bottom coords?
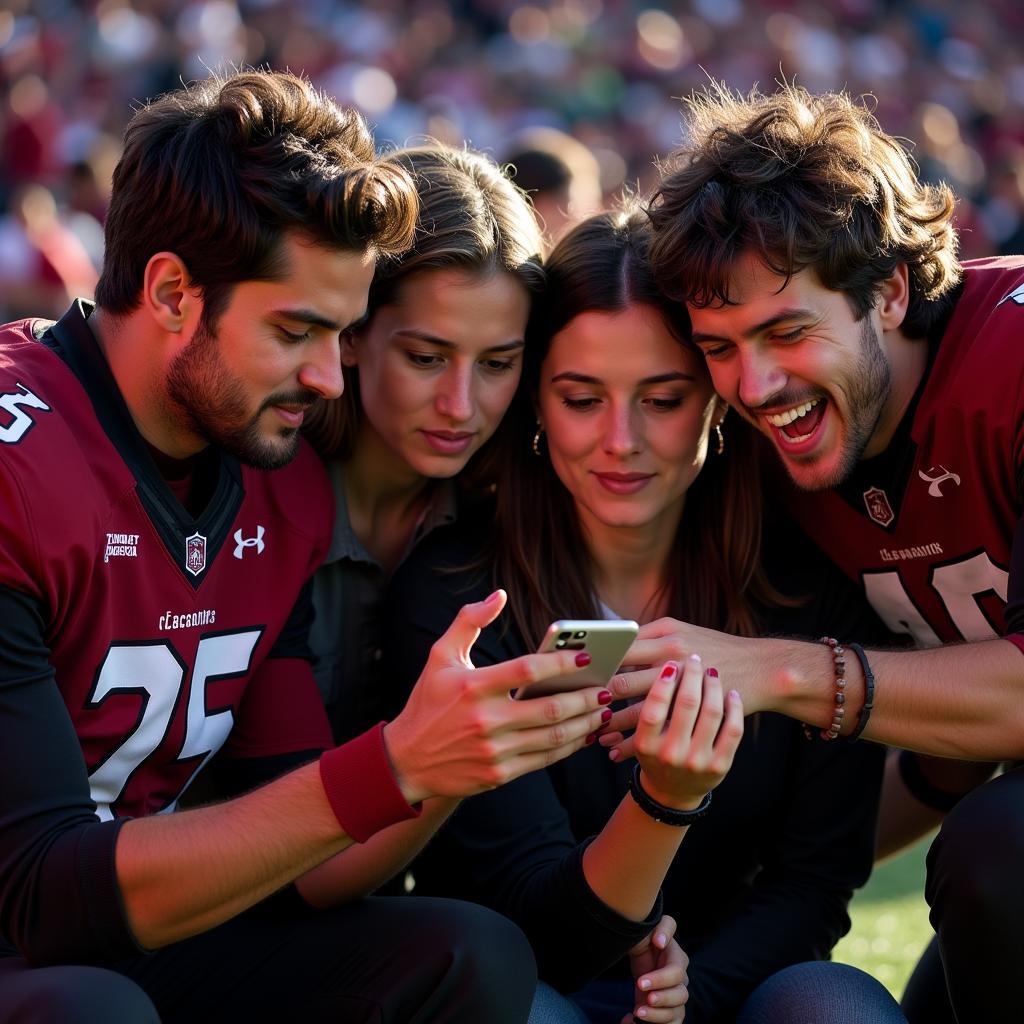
left=531, top=424, right=544, bottom=457
left=714, top=423, right=725, bottom=456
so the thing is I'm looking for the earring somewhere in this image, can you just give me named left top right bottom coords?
left=531, top=423, right=544, bottom=457
left=714, top=423, right=725, bottom=456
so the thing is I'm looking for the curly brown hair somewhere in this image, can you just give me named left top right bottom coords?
left=647, top=82, right=962, bottom=338
left=95, top=69, right=418, bottom=326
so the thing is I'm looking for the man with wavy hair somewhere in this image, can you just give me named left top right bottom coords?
left=626, top=82, right=1024, bottom=1022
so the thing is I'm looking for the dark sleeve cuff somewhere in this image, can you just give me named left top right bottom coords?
left=319, top=723, right=421, bottom=843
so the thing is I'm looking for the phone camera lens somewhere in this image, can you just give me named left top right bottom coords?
left=573, top=630, right=587, bottom=639
left=555, top=639, right=567, bottom=648
left=558, top=631, right=572, bottom=640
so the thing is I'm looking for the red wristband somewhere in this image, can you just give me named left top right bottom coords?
left=319, top=722, right=421, bottom=842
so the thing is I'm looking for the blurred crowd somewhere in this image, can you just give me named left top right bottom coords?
left=3, top=0, right=1024, bottom=321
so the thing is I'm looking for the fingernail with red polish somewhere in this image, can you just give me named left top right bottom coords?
left=598, top=689, right=613, bottom=704
left=575, top=652, right=592, bottom=667
left=585, top=732, right=597, bottom=745
left=660, top=661, right=678, bottom=679
left=707, top=667, right=719, bottom=678
left=601, top=708, right=613, bottom=723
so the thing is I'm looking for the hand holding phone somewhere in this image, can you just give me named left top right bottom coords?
left=514, top=619, right=639, bottom=699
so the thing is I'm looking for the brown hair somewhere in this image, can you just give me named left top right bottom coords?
left=95, top=69, right=417, bottom=324
left=647, top=82, right=962, bottom=338
left=303, top=143, right=543, bottom=461
left=493, top=204, right=782, bottom=644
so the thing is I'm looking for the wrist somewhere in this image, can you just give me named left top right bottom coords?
left=319, top=723, right=422, bottom=841
left=635, top=771, right=706, bottom=812
left=381, top=719, right=429, bottom=805
left=629, top=765, right=712, bottom=826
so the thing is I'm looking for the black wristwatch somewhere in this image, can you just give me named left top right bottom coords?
left=629, top=764, right=712, bottom=826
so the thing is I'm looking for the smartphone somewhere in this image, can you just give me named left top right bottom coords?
left=513, top=619, right=639, bottom=699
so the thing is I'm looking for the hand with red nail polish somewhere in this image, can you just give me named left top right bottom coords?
left=631, top=654, right=744, bottom=812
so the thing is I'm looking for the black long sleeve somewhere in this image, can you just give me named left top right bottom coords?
left=0, top=584, right=139, bottom=966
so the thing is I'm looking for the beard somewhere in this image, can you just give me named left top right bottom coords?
left=821, top=315, right=893, bottom=488
left=749, top=316, right=892, bottom=492
left=166, top=320, right=318, bottom=470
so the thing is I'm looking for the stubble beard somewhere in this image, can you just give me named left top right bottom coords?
left=779, top=317, right=893, bottom=492
left=165, top=321, right=311, bottom=471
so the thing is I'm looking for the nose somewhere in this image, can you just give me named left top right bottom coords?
left=603, top=401, right=640, bottom=457
left=736, top=346, right=786, bottom=411
left=435, top=366, right=474, bottom=423
left=299, top=334, right=344, bottom=400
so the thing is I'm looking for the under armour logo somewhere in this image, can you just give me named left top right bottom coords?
left=997, top=283, right=1024, bottom=307
left=233, top=525, right=265, bottom=559
left=918, top=465, right=961, bottom=498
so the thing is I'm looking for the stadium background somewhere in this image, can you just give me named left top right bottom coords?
left=3, top=0, right=1018, bottom=998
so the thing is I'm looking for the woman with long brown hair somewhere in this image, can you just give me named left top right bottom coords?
left=303, top=142, right=545, bottom=739
left=381, top=205, right=896, bottom=1023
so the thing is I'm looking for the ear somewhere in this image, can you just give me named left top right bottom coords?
left=878, top=262, right=910, bottom=332
left=340, top=328, right=360, bottom=367
left=141, top=252, right=202, bottom=335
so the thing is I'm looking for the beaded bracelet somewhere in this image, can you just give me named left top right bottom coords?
left=802, top=636, right=846, bottom=741
left=846, top=642, right=876, bottom=741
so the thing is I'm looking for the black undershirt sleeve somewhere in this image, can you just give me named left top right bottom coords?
left=0, top=584, right=141, bottom=966
left=381, top=525, right=660, bottom=992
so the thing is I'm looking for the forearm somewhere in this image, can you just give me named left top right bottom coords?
left=296, top=796, right=459, bottom=907
left=116, top=760, right=349, bottom=948
left=582, top=794, right=687, bottom=922
left=770, top=638, right=1024, bottom=758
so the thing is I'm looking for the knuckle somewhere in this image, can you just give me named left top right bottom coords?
left=548, top=723, right=568, bottom=746
left=542, top=698, right=563, bottom=722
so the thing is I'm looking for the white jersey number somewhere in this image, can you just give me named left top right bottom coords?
left=86, top=630, right=262, bottom=820
left=863, top=551, right=1008, bottom=647
left=0, top=384, right=50, bottom=443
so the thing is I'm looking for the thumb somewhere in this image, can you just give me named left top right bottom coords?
left=434, top=589, right=506, bottom=664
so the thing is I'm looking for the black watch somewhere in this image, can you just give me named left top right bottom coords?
left=629, top=764, right=712, bottom=826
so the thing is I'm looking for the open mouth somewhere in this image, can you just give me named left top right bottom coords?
left=764, top=397, right=827, bottom=446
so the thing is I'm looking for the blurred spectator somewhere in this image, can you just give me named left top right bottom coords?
left=0, top=183, right=98, bottom=321
left=3, top=0, right=1023, bottom=318
left=502, top=125, right=603, bottom=249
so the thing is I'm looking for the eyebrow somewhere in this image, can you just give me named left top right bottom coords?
left=273, top=307, right=357, bottom=333
left=549, top=371, right=696, bottom=385
left=393, top=329, right=525, bottom=352
left=690, top=307, right=817, bottom=345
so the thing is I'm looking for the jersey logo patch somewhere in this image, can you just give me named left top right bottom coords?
left=997, top=283, right=1024, bottom=307
left=185, top=532, right=207, bottom=576
left=863, top=486, right=895, bottom=527
left=233, top=525, right=265, bottom=559
left=918, top=465, right=961, bottom=497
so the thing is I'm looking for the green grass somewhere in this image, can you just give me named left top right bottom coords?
left=833, top=835, right=934, bottom=999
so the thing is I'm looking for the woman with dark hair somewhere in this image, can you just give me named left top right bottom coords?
left=381, top=205, right=900, bottom=1023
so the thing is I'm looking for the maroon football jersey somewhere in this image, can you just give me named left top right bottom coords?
left=785, top=258, right=1024, bottom=646
left=0, top=302, right=334, bottom=820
